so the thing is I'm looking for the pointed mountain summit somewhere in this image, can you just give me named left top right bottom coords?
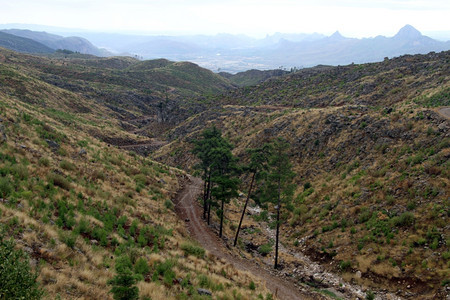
left=394, top=24, right=422, bottom=40
left=329, top=31, right=345, bottom=41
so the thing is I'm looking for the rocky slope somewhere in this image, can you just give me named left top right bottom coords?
left=153, top=51, right=450, bottom=299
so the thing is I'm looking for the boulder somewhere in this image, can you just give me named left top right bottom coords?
left=197, top=288, right=212, bottom=296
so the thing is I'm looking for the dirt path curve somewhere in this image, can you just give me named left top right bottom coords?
left=174, top=175, right=326, bottom=300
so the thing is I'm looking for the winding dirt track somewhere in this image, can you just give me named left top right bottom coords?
left=174, top=175, right=326, bottom=300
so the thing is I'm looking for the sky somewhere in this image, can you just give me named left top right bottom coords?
left=1, top=0, right=450, bottom=38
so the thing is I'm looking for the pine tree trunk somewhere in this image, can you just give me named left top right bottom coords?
left=234, top=172, right=256, bottom=247
left=275, top=179, right=281, bottom=269
left=204, top=171, right=211, bottom=220
left=207, top=190, right=212, bottom=225
left=202, top=172, right=207, bottom=219
left=219, top=198, right=224, bottom=238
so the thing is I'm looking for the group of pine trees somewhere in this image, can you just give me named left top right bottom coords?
left=193, top=126, right=295, bottom=269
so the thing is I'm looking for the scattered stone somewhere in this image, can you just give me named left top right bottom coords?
left=438, top=122, right=448, bottom=131
left=91, top=240, right=99, bottom=245
left=0, top=124, right=7, bottom=143
left=45, top=139, right=60, bottom=150
left=355, top=271, right=362, bottom=279
left=197, top=288, right=212, bottom=296
left=159, top=178, right=166, bottom=185
left=79, top=149, right=87, bottom=156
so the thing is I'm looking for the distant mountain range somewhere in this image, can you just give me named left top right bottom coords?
left=0, top=29, right=110, bottom=56
left=74, top=25, right=450, bottom=73
left=0, top=25, right=449, bottom=73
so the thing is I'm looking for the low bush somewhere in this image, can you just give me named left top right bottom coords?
left=60, top=160, right=76, bottom=171
left=258, top=243, right=272, bottom=256
left=180, top=242, right=205, bottom=258
left=47, top=173, right=71, bottom=190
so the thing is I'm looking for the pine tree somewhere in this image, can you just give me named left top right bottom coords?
left=192, top=126, right=223, bottom=220
left=210, top=139, right=240, bottom=238
left=260, top=138, right=295, bottom=269
left=108, top=255, right=139, bottom=300
left=234, top=144, right=272, bottom=247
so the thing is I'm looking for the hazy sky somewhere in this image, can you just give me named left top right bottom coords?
left=2, top=0, right=450, bottom=37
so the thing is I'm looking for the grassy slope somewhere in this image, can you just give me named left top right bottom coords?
left=0, top=52, right=270, bottom=299
left=154, top=51, right=450, bottom=298
left=0, top=47, right=233, bottom=139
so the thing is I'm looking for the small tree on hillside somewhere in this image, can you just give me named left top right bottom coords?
left=108, top=255, right=139, bottom=300
left=260, top=138, right=295, bottom=269
left=234, top=144, right=272, bottom=247
left=0, top=229, right=43, bottom=300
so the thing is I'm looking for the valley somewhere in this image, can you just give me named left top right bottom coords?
left=0, top=45, right=449, bottom=300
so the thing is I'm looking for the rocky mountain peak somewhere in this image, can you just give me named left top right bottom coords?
left=394, top=24, right=422, bottom=40
left=329, top=30, right=345, bottom=41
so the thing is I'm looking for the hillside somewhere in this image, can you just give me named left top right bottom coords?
left=1, top=45, right=449, bottom=299
left=0, top=32, right=54, bottom=54
left=0, top=51, right=272, bottom=299
left=219, top=69, right=289, bottom=87
left=0, top=47, right=234, bottom=138
left=153, top=51, right=450, bottom=299
left=1, top=29, right=110, bottom=56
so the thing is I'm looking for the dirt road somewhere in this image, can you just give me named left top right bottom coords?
left=174, top=175, right=326, bottom=300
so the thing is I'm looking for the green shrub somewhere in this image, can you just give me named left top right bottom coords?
left=180, top=242, right=205, bottom=258
left=197, top=274, right=212, bottom=289
left=60, top=231, right=77, bottom=249
left=47, top=173, right=71, bottom=190
left=153, top=259, right=176, bottom=287
left=77, top=140, right=89, bottom=147
left=258, top=244, right=272, bottom=256
left=0, top=231, right=44, bottom=299
left=366, top=290, right=375, bottom=300
left=0, top=177, right=12, bottom=198
left=392, top=212, right=415, bottom=227
left=339, top=260, right=351, bottom=271
left=358, top=209, right=372, bottom=223
left=164, top=199, right=173, bottom=210
left=134, top=258, right=150, bottom=277
left=38, top=157, right=50, bottom=167
left=11, top=164, right=28, bottom=180
left=60, top=160, right=76, bottom=171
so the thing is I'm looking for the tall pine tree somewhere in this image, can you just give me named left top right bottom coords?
left=234, top=144, right=272, bottom=247
left=260, top=138, right=295, bottom=269
left=210, top=143, right=240, bottom=238
left=192, top=126, right=223, bottom=220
